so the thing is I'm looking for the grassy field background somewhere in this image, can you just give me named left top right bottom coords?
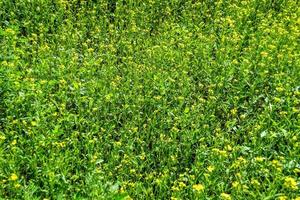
left=0, top=0, right=299, bottom=199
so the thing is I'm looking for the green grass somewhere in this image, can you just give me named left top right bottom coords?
left=0, top=0, right=299, bottom=199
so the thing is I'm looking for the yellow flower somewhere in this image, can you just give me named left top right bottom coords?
left=10, top=173, right=18, bottom=181
left=279, top=111, right=287, bottom=116
left=220, top=193, right=232, bottom=200
left=11, top=139, right=17, bottom=146
left=88, top=48, right=94, bottom=53
left=171, top=185, right=180, bottom=191
left=207, top=165, right=215, bottom=173
left=225, top=145, right=232, bottom=151
left=178, top=181, right=186, bottom=188
left=251, top=179, right=260, bottom=187
left=272, top=160, right=283, bottom=171
left=274, top=97, right=281, bottom=103
left=14, top=183, right=21, bottom=188
left=278, top=196, right=288, bottom=200
left=219, top=150, right=227, bottom=157
left=31, top=121, right=37, bottom=126
left=114, top=141, right=122, bottom=146
left=237, top=156, right=246, bottom=164
left=0, top=135, right=6, bottom=141
left=59, top=79, right=66, bottom=85
left=230, top=108, right=238, bottom=115
left=284, top=177, right=298, bottom=190
left=232, top=181, right=240, bottom=188
left=192, top=184, right=204, bottom=192
left=255, top=156, right=265, bottom=162
left=276, top=87, right=284, bottom=92
left=260, top=51, right=268, bottom=57
left=232, top=59, right=238, bottom=65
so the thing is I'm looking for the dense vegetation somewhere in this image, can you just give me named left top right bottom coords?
left=0, top=0, right=299, bottom=199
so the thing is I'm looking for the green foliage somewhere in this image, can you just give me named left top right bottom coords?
left=0, top=0, right=299, bottom=199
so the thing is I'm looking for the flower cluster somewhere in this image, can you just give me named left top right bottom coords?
left=0, top=0, right=299, bottom=199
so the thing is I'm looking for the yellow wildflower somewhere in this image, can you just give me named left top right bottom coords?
left=207, top=165, right=215, bottom=173
left=278, top=196, right=288, bottom=200
left=219, top=150, right=227, bottom=157
left=284, top=177, right=298, bottom=190
left=0, top=135, right=6, bottom=141
left=192, top=184, right=204, bottom=192
left=31, top=121, right=37, bottom=126
left=240, top=114, right=246, bottom=119
left=276, top=87, right=284, bottom=92
left=220, top=193, right=232, bottom=200
left=232, top=181, right=240, bottom=189
left=274, top=97, right=281, bottom=103
left=178, top=181, right=186, bottom=188
left=10, top=173, right=18, bottom=181
left=114, top=141, right=122, bottom=146
left=255, top=157, right=265, bottom=162
left=225, top=145, right=232, bottom=151
left=230, top=108, right=238, bottom=115
left=260, top=51, right=268, bottom=57
left=251, top=179, right=260, bottom=187
left=171, top=185, right=180, bottom=191
left=11, top=139, right=17, bottom=146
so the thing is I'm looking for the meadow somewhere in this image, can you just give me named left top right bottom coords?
left=0, top=0, right=299, bottom=199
